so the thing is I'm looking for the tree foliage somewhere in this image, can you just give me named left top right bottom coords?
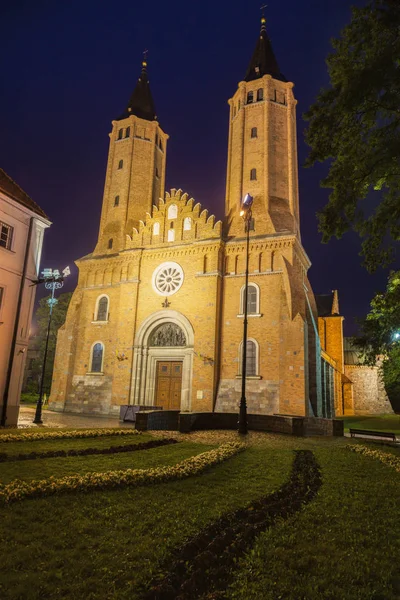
left=29, top=292, right=72, bottom=395
left=305, top=0, right=400, bottom=271
left=354, top=271, right=400, bottom=409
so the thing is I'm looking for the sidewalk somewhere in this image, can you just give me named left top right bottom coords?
left=17, top=405, right=131, bottom=429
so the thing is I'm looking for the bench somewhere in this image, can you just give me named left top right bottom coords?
left=349, top=428, right=397, bottom=442
left=119, top=405, right=162, bottom=423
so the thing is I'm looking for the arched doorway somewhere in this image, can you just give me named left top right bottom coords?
left=130, top=310, right=194, bottom=411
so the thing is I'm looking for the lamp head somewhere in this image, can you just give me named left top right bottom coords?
left=241, top=193, right=254, bottom=209
left=62, top=266, right=71, bottom=278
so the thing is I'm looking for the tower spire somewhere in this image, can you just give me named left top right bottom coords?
left=244, top=12, right=286, bottom=82
left=118, top=52, right=157, bottom=121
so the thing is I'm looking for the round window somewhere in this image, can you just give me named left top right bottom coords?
left=152, top=261, right=184, bottom=296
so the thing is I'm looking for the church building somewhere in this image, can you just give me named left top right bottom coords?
left=50, top=18, right=391, bottom=419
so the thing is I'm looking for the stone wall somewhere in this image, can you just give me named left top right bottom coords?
left=344, top=365, right=393, bottom=415
left=215, top=379, right=279, bottom=414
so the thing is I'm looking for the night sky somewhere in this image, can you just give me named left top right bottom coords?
left=1, top=0, right=396, bottom=335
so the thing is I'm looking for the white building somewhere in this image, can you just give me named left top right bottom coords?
left=0, top=169, right=51, bottom=426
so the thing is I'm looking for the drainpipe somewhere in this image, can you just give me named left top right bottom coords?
left=1, top=217, right=34, bottom=426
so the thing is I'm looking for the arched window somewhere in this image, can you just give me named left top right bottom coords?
left=108, top=238, right=113, bottom=249
left=96, top=296, right=109, bottom=321
left=250, top=168, right=257, bottom=180
left=183, top=217, right=192, bottom=231
left=91, top=342, right=104, bottom=373
left=257, top=88, right=264, bottom=101
left=251, top=127, right=258, bottom=139
left=239, top=340, right=258, bottom=376
left=167, top=229, right=175, bottom=242
left=118, top=159, right=123, bottom=169
left=125, top=127, right=130, bottom=138
left=168, top=204, right=178, bottom=219
left=153, top=222, right=160, bottom=235
left=118, top=129, right=123, bottom=140
left=247, top=91, right=254, bottom=104
left=240, top=283, right=259, bottom=315
left=114, top=195, right=120, bottom=207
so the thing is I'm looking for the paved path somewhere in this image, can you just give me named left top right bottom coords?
left=17, top=405, right=129, bottom=429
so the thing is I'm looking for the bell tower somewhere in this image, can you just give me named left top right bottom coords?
left=225, top=16, right=300, bottom=238
left=95, top=56, right=169, bottom=254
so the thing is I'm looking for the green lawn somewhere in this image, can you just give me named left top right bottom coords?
left=0, top=431, right=398, bottom=600
left=339, top=414, right=400, bottom=434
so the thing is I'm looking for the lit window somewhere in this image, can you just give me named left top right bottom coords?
left=247, top=91, right=254, bottom=104
left=91, top=343, right=104, bottom=373
left=118, top=129, right=123, bottom=140
left=125, top=126, right=130, bottom=138
left=183, top=217, right=192, bottom=231
left=167, top=229, right=175, bottom=242
left=96, top=296, right=108, bottom=321
left=251, top=127, right=258, bottom=138
left=257, top=88, right=264, bottom=101
left=0, top=221, right=13, bottom=250
left=153, top=222, right=160, bottom=235
left=241, top=284, right=259, bottom=315
left=250, top=168, right=257, bottom=180
left=108, top=238, right=113, bottom=249
left=114, top=195, right=120, bottom=207
left=239, top=340, right=257, bottom=376
left=168, top=204, right=177, bottom=219
left=118, top=160, right=123, bottom=169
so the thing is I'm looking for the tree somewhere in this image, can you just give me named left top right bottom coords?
left=29, top=292, right=72, bottom=395
left=353, top=271, right=400, bottom=411
left=305, top=0, right=400, bottom=272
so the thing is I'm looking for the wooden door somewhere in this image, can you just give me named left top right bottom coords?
left=156, top=361, right=183, bottom=410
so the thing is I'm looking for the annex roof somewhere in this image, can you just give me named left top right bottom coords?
left=0, top=168, right=49, bottom=220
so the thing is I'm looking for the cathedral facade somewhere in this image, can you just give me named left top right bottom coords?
left=50, top=18, right=357, bottom=419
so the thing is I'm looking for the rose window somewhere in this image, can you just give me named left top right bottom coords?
left=152, top=262, right=184, bottom=296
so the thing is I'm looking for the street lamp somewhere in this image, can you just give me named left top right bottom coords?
left=238, top=194, right=254, bottom=435
left=33, top=266, right=70, bottom=424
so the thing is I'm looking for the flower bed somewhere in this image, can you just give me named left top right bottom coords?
left=143, top=449, right=322, bottom=599
left=346, top=444, right=400, bottom=472
left=0, top=438, right=177, bottom=463
left=0, top=428, right=140, bottom=444
left=0, top=441, right=244, bottom=503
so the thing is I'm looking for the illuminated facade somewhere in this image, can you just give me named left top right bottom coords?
left=50, top=18, right=383, bottom=418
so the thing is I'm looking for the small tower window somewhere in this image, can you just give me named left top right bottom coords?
left=257, top=88, right=264, bottom=101
left=183, top=217, right=192, bottom=231
left=247, top=91, right=254, bottom=104
left=251, top=127, right=258, bottom=139
left=118, top=160, right=123, bottom=170
left=108, top=238, right=113, bottom=249
left=250, top=168, right=257, bottom=181
left=155, top=133, right=158, bottom=145
left=238, top=100, right=241, bottom=109
left=114, top=195, right=120, bottom=207
left=91, top=343, right=104, bottom=373
left=155, top=167, right=160, bottom=178
left=167, top=229, right=175, bottom=242
left=153, top=222, right=160, bottom=235
left=125, top=127, right=130, bottom=138
left=168, top=204, right=178, bottom=219
left=233, top=106, right=237, bottom=118
left=159, top=139, right=163, bottom=151
left=118, top=129, right=123, bottom=140
left=96, top=296, right=109, bottom=321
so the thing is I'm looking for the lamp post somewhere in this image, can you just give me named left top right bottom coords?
left=238, top=194, right=254, bottom=435
left=33, top=267, right=70, bottom=424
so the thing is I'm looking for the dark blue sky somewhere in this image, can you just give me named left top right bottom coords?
left=1, top=0, right=395, bottom=334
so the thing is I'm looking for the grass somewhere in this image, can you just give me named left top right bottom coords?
left=340, top=414, right=400, bottom=434
left=0, top=430, right=398, bottom=599
left=228, top=444, right=400, bottom=600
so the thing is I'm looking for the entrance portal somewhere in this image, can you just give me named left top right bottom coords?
left=156, top=361, right=183, bottom=409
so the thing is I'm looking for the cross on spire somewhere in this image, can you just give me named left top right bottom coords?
left=260, top=3, right=268, bottom=15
